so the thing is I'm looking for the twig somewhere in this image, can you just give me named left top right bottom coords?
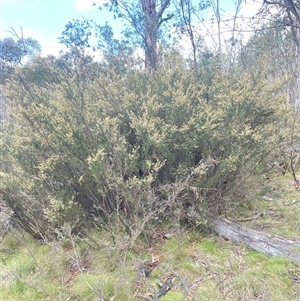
left=282, top=199, right=299, bottom=206
left=190, top=274, right=215, bottom=289
left=229, top=212, right=264, bottom=222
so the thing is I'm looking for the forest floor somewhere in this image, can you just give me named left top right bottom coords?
left=1, top=172, right=300, bottom=301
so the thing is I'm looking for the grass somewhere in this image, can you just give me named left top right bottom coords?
left=227, top=172, right=300, bottom=238
left=0, top=229, right=299, bottom=300
left=1, top=173, right=300, bottom=300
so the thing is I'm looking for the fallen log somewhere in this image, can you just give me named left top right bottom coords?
left=208, top=213, right=300, bottom=265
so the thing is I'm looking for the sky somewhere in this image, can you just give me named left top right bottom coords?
left=0, top=0, right=114, bottom=56
left=0, top=0, right=263, bottom=57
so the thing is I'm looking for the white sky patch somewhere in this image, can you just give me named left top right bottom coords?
left=41, top=41, right=67, bottom=57
left=22, top=28, right=42, bottom=40
left=86, top=48, right=104, bottom=62
left=40, top=41, right=103, bottom=61
left=74, top=0, right=108, bottom=11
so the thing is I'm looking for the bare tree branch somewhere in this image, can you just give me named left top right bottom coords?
left=157, top=0, right=171, bottom=20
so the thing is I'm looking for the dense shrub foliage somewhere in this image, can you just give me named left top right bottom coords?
left=0, top=53, right=289, bottom=238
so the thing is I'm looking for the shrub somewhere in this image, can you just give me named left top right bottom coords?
left=0, top=52, right=289, bottom=238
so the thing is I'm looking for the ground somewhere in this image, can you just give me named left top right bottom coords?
left=0, top=173, right=300, bottom=301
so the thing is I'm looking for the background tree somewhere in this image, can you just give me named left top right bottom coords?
left=173, top=0, right=209, bottom=80
left=261, top=0, right=300, bottom=105
left=102, top=0, right=174, bottom=73
left=95, top=22, right=135, bottom=73
left=0, top=36, right=41, bottom=142
left=59, top=19, right=92, bottom=50
left=255, top=1, right=300, bottom=184
left=0, top=36, right=41, bottom=84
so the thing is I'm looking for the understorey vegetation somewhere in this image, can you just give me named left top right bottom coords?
left=0, top=51, right=290, bottom=239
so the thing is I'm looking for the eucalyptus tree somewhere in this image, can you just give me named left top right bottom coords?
left=240, top=0, right=300, bottom=185
left=173, top=0, right=209, bottom=80
left=261, top=0, right=300, bottom=105
left=0, top=37, right=41, bottom=84
left=101, top=0, right=174, bottom=73
left=95, top=22, right=135, bottom=73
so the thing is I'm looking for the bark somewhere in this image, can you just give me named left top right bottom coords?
left=209, top=213, right=300, bottom=265
left=108, top=0, right=172, bottom=73
left=142, top=0, right=158, bottom=71
left=141, top=0, right=172, bottom=72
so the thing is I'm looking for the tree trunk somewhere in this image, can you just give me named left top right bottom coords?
left=141, top=0, right=171, bottom=73
left=142, top=0, right=158, bottom=72
left=209, top=213, right=300, bottom=265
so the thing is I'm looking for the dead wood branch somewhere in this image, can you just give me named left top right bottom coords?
left=207, top=213, right=300, bottom=265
